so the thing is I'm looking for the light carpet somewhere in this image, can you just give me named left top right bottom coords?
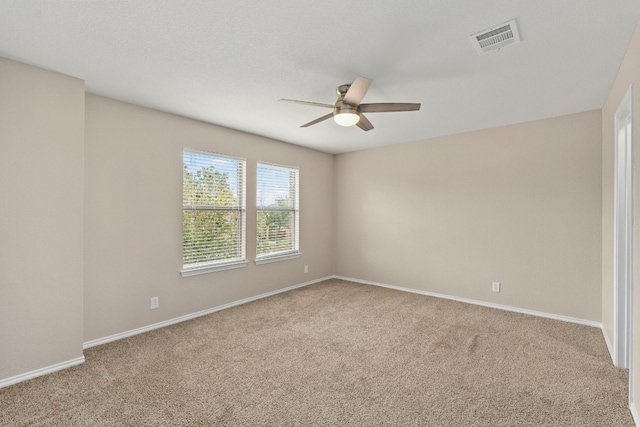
left=0, top=279, right=634, bottom=426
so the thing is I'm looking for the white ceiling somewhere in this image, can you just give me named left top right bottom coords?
left=1, top=1, right=639, bottom=154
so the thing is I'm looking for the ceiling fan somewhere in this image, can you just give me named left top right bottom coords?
left=279, top=76, right=421, bottom=131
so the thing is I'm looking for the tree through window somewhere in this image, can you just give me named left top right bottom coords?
left=182, top=149, right=246, bottom=274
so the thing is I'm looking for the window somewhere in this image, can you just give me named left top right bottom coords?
left=256, top=162, right=300, bottom=263
left=182, top=149, right=247, bottom=276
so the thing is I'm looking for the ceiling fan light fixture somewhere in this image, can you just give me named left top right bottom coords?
left=333, top=102, right=360, bottom=126
left=334, top=111, right=360, bottom=127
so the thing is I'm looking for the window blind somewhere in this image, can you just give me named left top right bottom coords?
left=256, top=162, right=299, bottom=258
left=183, top=149, right=246, bottom=268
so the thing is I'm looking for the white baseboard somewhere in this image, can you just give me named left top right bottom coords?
left=601, top=324, right=615, bottom=364
left=83, top=276, right=332, bottom=349
left=0, top=356, right=85, bottom=389
left=333, top=275, right=602, bottom=329
left=631, top=400, right=640, bottom=427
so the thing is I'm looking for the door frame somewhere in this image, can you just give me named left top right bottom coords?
left=613, top=84, right=634, bottom=402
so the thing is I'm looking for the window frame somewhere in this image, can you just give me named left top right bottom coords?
left=255, top=161, right=300, bottom=264
left=181, top=149, right=247, bottom=277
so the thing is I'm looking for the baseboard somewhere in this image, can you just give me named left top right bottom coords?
left=601, top=324, right=616, bottom=364
left=333, top=275, right=602, bottom=329
left=83, top=276, right=332, bottom=349
left=0, top=356, right=85, bottom=389
left=631, top=400, right=640, bottom=426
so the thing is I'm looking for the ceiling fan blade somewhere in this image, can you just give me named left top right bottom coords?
left=343, top=76, right=372, bottom=105
left=359, top=103, right=421, bottom=113
left=301, top=113, right=334, bottom=127
left=280, top=99, right=334, bottom=109
left=356, top=114, right=374, bottom=131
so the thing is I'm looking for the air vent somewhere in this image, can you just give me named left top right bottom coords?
left=470, top=19, right=521, bottom=54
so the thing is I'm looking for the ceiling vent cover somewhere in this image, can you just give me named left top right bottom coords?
left=470, top=19, right=521, bottom=54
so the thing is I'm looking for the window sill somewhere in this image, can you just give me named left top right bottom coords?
left=255, top=252, right=301, bottom=265
left=181, top=260, right=248, bottom=277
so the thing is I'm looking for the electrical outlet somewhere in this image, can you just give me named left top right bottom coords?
left=492, top=282, right=501, bottom=293
left=304, top=265, right=309, bottom=274
left=150, top=296, right=159, bottom=309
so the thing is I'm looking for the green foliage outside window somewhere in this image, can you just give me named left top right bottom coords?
left=183, top=163, right=242, bottom=266
left=256, top=198, right=293, bottom=256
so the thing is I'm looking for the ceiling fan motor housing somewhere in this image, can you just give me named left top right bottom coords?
left=334, top=99, right=360, bottom=116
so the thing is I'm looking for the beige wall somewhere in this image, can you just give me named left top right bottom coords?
left=334, top=110, right=602, bottom=321
left=84, top=94, right=334, bottom=342
left=0, top=58, right=85, bottom=380
left=601, top=18, right=640, bottom=407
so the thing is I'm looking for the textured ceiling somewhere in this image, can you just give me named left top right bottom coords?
left=1, top=1, right=639, bottom=154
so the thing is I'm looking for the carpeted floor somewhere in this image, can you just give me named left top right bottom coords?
left=0, top=279, right=634, bottom=426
